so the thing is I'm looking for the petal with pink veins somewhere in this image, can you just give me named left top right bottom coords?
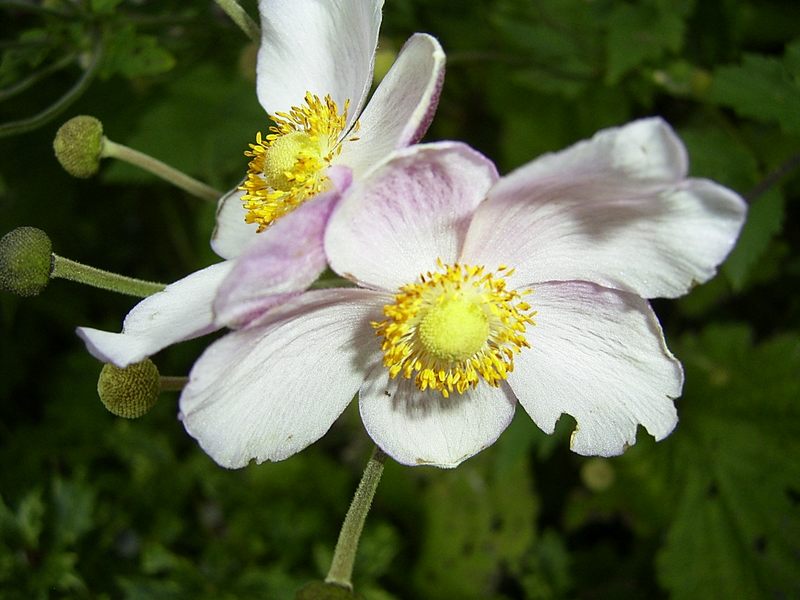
left=327, top=142, right=498, bottom=291
left=214, top=167, right=352, bottom=328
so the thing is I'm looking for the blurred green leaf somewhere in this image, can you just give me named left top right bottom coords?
left=655, top=326, right=800, bottom=599
left=52, top=475, right=95, bottom=547
left=680, top=126, right=787, bottom=290
left=91, top=0, right=125, bottom=15
left=605, top=2, right=688, bottom=84
left=723, top=188, right=785, bottom=289
left=710, top=38, right=800, bottom=134
left=413, top=452, right=538, bottom=599
left=100, top=25, right=176, bottom=79
left=102, top=62, right=262, bottom=187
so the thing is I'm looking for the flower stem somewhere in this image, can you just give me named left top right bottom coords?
left=101, top=138, right=222, bottom=202
left=215, top=0, right=260, bottom=42
left=51, top=254, right=166, bottom=298
left=0, top=34, right=102, bottom=138
left=325, top=446, right=387, bottom=591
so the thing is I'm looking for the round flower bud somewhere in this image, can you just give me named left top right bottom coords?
left=97, top=359, right=160, bottom=418
left=0, top=227, right=52, bottom=297
left=53, top=115, right=104, bottom=178
left=580, top=457, right=616, bottom=492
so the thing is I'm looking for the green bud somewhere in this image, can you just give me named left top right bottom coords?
left=97, top=359, right=160, bottom=418
left=580, top=457, right=616, bottom=492
left=0, top=227, right=52, bottom=296
left=53, top=115, right=104, bottom=178
left=295, top=582, right=362, bottom=600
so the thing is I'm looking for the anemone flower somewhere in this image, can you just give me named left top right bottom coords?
left=78, top=0, right=444, bottom=366
left=179, top=118, right=747, bottom=469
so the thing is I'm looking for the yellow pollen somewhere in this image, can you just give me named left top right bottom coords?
left=372, top=261, right=537, bottom=398
left=240, top=92, right=359, bottom=232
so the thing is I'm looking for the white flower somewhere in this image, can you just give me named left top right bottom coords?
left=78, top=0, right=445, bottom=366
left=179, top=118, right=748, bottom=468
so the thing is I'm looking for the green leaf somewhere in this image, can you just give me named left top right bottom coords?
left=679, top=126, right=786, bottom=290
left=413, top=452, right=538, bottom=599
left=723, top=188, right=785, bottom=289
left=52, top=476, right=95, bottom=547
left=654, top=326, right=800, bottom=598
left=605, top=3, right=687, bottom=84
left=91, top=0, right=125, bottom=15
left=710, top=40, right=800, bottom=134
left=100, top=25, right=176, bottom=79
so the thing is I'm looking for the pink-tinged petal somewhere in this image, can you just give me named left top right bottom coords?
left=327, top=142, right=498, bottom=291
left=179, top=288, right=387, bottom=468
left=462, top=118, right=747, bottom=298
left=77, top=262, right=235, bottom=368
left=360, top=368, right=516, bottom=468
left=213, top=208, right=325, bottom=329
left=214, top=167, right=352, bottom=328
left=211, top=185, right=259, bottom=260
left=337, top=33, right=445, bottom=177
left=507, top=281, right=682, bottom=457
left=256, top=0, right=382, bottom=128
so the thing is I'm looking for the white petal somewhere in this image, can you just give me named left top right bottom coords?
left=210, top=184, right=259, bottom=260
left=326, top=142, right=497, bottom=291
left=179, top=288, right=387, bottom=468
left=256, top=0, right=382, bottom=127
left=77, top=262, right=235, bottom=368
left=214, top=169, right=351, bottom=328
left=337, top=33, right=445, bottom=177
left=507, top=281, right=682, bottom=457
left=461, top=118, right=747, bottom=298
left=360, top=369, right=516, bottom=468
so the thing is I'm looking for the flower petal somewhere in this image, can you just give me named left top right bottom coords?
left=256, top=0, right=382, bottom=127
left=214, top=167, right=351, bottom=328
left=211, top=185, right=260, bottom=260
left=179, top=288, right=387, bottom=468
left=77, top=261, right=235, bottom=368
left=360, top=368, right=516, bottom=468
left=507, top=281, right=682, bottom=457
left=337, top=33, right=445, bottom=177
left=461, top=118, right=747, bottom=298
left=326, top=142, right=498, bottom=291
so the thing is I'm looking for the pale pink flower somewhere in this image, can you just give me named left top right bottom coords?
left=180, top=118, right=747, bottom=468
left=78, top=0, right=444, bottom=366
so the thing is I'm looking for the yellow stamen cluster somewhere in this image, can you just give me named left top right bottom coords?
left=240, top=92, right=359, bottom=232
left=373, top=261, right=536, bottom=398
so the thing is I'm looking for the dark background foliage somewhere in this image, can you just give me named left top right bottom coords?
left=1, top=0, right=798, bottom=598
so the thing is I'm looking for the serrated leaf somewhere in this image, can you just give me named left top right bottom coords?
left=710, top=43, right=800, bottom=134
left=654, top=326, right=800, bottom=599
left=100, top=26, right=176, bottom=79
